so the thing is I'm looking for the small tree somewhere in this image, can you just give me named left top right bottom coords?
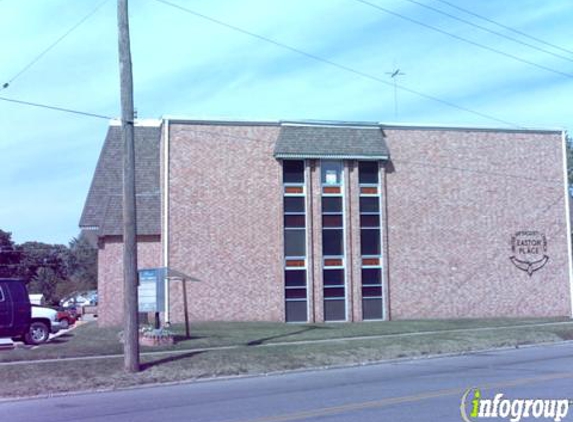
left=0, top=229, right=97, bottom=304
left=17, top=242, right=69, bottom=304
left=0, top=230, right=21, bottom=278
left=28, top=267, right=62, bottom=304
left=66, top=233, right=98, bottom=292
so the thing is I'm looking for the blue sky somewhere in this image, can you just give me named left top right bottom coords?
left=1, top=0, right=572, bottom=245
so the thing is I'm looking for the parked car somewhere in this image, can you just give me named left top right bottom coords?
left=55, top=308, right=77, bottom=329
left=1, top=280, right=61, bottom=345
left=0, top=279, right=32, bottom=340
left=59, top=290, right=97, bottom=308
left=27, top=305, right=61, bottom=345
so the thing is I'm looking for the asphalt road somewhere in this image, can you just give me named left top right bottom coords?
left=2, top=342, right=573, bottom=422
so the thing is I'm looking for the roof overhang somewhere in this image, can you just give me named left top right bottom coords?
left=275, top=153, right=389, bottom=160
left=274, top=124, right=390, bottom=161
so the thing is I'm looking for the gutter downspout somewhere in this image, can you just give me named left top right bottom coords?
left=163, top=119, right=171, bottom=324
left=561, top=131, right=573, bottom=318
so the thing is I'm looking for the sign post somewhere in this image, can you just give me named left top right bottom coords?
left=181, top=278, right=190, bottom=338
left=138, top=267, right=199, bottom=336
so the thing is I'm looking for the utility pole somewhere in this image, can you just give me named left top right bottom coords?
left=117, top=0, right=139, bottom=373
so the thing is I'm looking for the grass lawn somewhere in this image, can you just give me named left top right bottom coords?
left=0, top=318, right=572, bottom=398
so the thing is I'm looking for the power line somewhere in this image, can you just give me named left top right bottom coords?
left=151, top=0, right=522, bottom=128
left=1, top=0, right=109, bottom=90
left=434, top=0, right=573, bottom=57
left=0, top=96, right=113, bottom=120
left=353, top=0, right=573, bottom=80
left=401, top=0, right=573, bottom=64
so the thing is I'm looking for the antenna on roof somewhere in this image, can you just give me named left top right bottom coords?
left=385, top=66, right=405, bottom=120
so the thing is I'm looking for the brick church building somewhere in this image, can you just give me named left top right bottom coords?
left=80, top=118, right=572, bottom=326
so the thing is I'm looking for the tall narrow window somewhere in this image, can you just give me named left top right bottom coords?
left=321, top=160, right=346, bottom=321
left=359, top=161, right=383, bottom=320
left=283, top=160, right=307, bottom=322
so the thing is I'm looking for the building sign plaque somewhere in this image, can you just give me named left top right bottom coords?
left=509, top=231, right=549, bottom=276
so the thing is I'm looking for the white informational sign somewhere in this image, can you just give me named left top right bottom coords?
left=138, top=268, right=165, bottom=312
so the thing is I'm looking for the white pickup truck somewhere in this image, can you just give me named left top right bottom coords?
left=25, top=305, right=62, bottom=345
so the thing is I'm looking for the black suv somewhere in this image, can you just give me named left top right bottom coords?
left=0, top=279, right=32, bottom=340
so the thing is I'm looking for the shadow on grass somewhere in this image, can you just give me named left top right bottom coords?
left=246, top=325, right=331, bottom=346
left=141, top=351, right=204, bottom=371
left=47, top=338, right=71, bottom=345
left=173, top=335, right=204, bottom=342
left=57, top=333, right=74, bottom=339
left=556, top=330, right=573, bottom=340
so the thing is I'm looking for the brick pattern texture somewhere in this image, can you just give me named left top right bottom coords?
left=310, top=160, right=323, bottom=322
left=166, top=124, right=284, bottom=322
left=97, top=235, right=161, bottom=326
left=95, top=124, right=572, bottom=325
left=383, top=129, right=571, bottom=318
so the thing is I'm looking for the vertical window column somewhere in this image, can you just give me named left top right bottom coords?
left=359, top=161, right=384, bottom=320
left=283, top=160, right=308, bottom=322
left=321, top=160, right=347, bottom=321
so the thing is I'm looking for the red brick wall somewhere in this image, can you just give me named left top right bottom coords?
left=348, top=161, right=363, bottom=322
left=166, top=124, right=283, bottom=322
left=96, top=124, right=571, bottom=325
left=383, top=128, right=571, bottom=318
left=97, top=235, right=161, bottom=326
left=309, top=160, right=323, bottom=322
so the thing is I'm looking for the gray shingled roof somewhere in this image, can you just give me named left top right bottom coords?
left=274, top=124, right=389, bottom=159
left=79, top=124, right=161, bottom=236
